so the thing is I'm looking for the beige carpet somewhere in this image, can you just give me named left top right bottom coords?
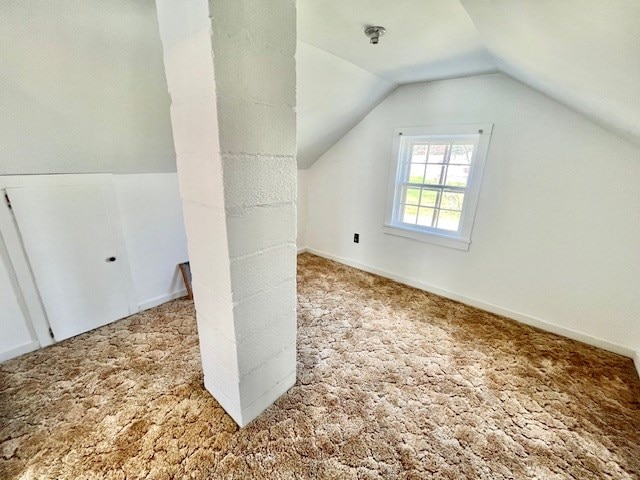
left=1, top=253, right=639, bottom=479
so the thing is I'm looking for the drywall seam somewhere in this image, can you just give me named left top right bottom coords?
left=305, top=248, right=635, bottom=358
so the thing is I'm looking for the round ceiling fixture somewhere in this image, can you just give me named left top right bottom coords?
left=364, top=26, right=386, bottom=45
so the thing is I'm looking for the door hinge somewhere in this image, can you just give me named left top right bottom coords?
left=48, top=327, right=55, bottom=339
left=4, top=193, right=11, bottom=210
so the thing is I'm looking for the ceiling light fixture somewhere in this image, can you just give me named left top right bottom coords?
left=364, top=26, right=386, bottom=45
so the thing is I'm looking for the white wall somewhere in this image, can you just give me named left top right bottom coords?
left=0, top=235, right=38, bottom=361
left=0, top=0, right=175, bottom=174
left=296, top=42, right=395, bottom=168
left=297, top=170, right=308, bottom=250
left=307, top=73, right=640, bottom=355
left=114, top=174, right=189, bottom=310
left=0, top=173, right=188, bottom=362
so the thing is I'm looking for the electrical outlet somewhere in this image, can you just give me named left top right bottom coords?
left=353, top=233, right=360, bottom=243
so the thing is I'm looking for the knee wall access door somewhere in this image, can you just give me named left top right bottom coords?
left=6, top=180, right=137, bottom=341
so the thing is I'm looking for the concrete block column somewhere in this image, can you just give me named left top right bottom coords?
left=155, top=0, right=297, bottom=427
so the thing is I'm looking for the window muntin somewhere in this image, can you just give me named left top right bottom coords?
left=384, top=124, right=493, bottom=250
left=394, top=136, right=478, bottom=233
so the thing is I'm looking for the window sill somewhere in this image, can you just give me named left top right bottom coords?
left=383, top=224, right=471, bottom=251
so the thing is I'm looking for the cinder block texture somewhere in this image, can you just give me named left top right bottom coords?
left=214, top=51, right=295, bottom=107
left=180, top=202, right=231, bottom=301
left=156, top=0, right=215, bottom=101
left=240, top=371, right=296, bottom=425
left=232, top=278, right=296, bottom=342
left=197, top=312, right=240, bottom=378
left=191, top=281, right=235, bottom=342
left=156, top=0, right=297, bottom=428
left=236, top=316, right=296, bottom=376
left=216, top=99, right=296, bottom=156
left=176, top=154, right=225, bottom=209
left=238, top=343, right=296, bottom=408
left=229, top=244, right=297, bottom=301
left=225, top=203, right=297, bottom=258
left=170, top=96, right=220, bottom=156
left=222, top=155, right=297, bottom=212
left=209, top=0, right=296, bottom=55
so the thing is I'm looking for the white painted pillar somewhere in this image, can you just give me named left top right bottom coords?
left=155, top=0, right=297, bottom=427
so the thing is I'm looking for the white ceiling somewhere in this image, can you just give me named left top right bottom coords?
left=296, top=0, right=498, bottom=166
left=296, top=42, right=394, bottom=169
left=460, top=0, right=640, bottom=145
left=297, top=0, right=640, bottom=168
left=298, top=0, right=496, bottom=85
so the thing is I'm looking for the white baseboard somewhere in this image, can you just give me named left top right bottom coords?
left=306, top=247, right=635, bottom=358
left=0, top=340, right=40, bottom=363
left=634, top=351, right=640, bottom=379
left=139, top=289, right=188, bottom=312
left=297, top=246, right=308, bottom=254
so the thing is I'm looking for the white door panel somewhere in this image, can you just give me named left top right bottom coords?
left=7, top=185, right=131, bottom=341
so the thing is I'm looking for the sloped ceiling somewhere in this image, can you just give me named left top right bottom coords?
left=460, top=0, right=640, bottom=146
left=298, top=0, right=496, bottom=84
left=296, top=42, right=394, bottom=169
left=297, top=0, right=640, bottom=168
left=296, top=0, right=496, bottom=168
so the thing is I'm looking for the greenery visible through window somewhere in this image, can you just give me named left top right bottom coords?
left=385, top=125, right=492, bottom=250
left=398, top=141, right=475, bottom=232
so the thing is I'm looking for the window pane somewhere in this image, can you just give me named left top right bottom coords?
left=441, top=191, right=465, bottom=211
left=402, top=205, right=418, bottom=224
left=404, top=187, right=421, bottom=205
left=408, top=164, right=425, bottom=183
left=424, top=164, right=444, bottom=185
left=436, top=209, right=461, bottom=231
left=445, top=165, right=470, bottom=187
left=420, top=188, right=438, bottom=207
left=417, top=207, right=435, bottom=227
left=411, top=144, right=427, bottom=163
left=450, top=144, right=474, bottom=165
left=427, top=144, right=448, bottom=164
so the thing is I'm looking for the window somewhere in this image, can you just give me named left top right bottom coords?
left=384, top=124, right=493, bottom=250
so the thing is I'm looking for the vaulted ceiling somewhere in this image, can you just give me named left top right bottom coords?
left=297, top=0, right=640, bottom=168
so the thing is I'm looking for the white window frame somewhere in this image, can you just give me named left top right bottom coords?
left=383, top=124, right=493, bottom=251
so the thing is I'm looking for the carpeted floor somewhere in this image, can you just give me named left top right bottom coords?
left=1, top=253, right=639, bottom=479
